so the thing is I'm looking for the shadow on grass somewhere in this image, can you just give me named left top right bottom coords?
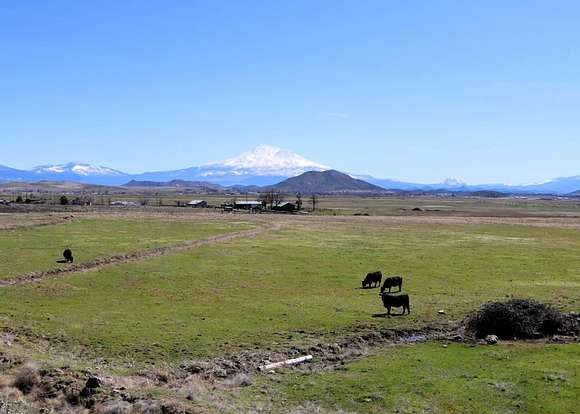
left=371, top=312, right=406, bottom=318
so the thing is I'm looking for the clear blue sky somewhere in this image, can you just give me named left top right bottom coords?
left=1, top=1, right=579, bottom=184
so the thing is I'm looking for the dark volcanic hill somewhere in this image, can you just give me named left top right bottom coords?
left=270, top=170, right=389, bottom=194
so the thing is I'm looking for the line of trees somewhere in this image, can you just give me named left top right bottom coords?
left=258, top=190, right=284, bottom=209
left=256, top=191, right=318, bottom=212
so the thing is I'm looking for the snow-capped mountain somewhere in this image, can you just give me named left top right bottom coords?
left=3, top=145, right=580, bottom=194
left=24, top=163, right=129, bottom=184
left=441, top=177, right=467, bottom=188
left=133, top=145, right=330, bottom=186
left=203, top=145, right=329, bottom=177
left=32, top=163, right=127, bottom=177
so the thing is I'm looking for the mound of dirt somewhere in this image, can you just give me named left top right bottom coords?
left=466, top=299, right=579, bottom=340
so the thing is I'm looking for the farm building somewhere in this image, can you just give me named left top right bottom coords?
left=272, top=201, right=297, bottom=212
left=110, top=200, right=139, bottom=207
left=234, top=201, right=262, bottom=211
left=187, top=200, right=208, bottom=208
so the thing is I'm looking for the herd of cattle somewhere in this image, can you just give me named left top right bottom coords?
left=61, top=249, right=407, bottom=316
left=362, top=271, right=410, bottom=315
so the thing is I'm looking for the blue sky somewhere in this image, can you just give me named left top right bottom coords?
left=1, top=1, right=579, bottom=184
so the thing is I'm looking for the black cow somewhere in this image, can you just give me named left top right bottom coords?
left=381, top=276, right=403, bottom=293
left=362, top=271, right=382, bottom=289
left=380, top=293, right=410, bottom=315
left=63, top=249, right=74, bottom=263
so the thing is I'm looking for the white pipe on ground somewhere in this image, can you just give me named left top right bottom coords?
left=258, top=355, right=313, bottom=371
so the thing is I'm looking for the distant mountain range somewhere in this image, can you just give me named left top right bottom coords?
left=123, top=171, right=388, bottom=195
left=0, top=162, right=129, bottom=185
left=2, top=144, right=580, bottom=194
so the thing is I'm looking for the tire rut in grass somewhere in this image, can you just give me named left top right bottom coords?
left=0, top=224, right=280, bottom=287
left=0, top=325, right=462, bottom=413
left=2, top=322, right=577, bottom=413
left=175, top=325, right=462, bottom=381
left=0, top=215, right=75, bottom=231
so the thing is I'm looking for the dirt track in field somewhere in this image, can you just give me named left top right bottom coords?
left=0, top=214, right=75, bottom=230
left=0, top=223, right=281, bottom=287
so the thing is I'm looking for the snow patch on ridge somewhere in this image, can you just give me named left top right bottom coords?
left=32, top=163, right=126, bottom=176
left=441, top=177, right=467, bottom=188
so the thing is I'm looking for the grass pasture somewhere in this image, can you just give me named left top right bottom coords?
left=314, top=196, right=580, bottom=217
left=0, top=206, right=578, bottom=413
left=261, top=342, right=580, bottom=414
left=0, top=217, right=578, bottom=361
left=0, top=214, right=253, bottom=279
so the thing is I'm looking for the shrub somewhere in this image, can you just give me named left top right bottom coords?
left=466, top=298, right=577, bottom=339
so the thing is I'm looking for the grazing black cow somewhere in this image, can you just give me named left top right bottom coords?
left=63, top=249, right=74, bottom=263
left=362, top=271, right=382, bottom=289
left=380, top=293, right=410, bottom=315
left=381, top=276, right=403, bottom=293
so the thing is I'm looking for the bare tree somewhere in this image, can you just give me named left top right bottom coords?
left=296, top=193, right=303, bottom=211
left=259, top=190, right=275, bottom=210
left=273, top=191, right=284, bottom=207
left=310, top=194, right=318, bottom=212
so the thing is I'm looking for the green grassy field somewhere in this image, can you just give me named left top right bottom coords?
left=0, top=216, right=253, bottom=279
left=0, top=218, right=578, bottom=364
left=0, top=209, right=578, bottom=413
left=256, top=342, right=580, bottom=414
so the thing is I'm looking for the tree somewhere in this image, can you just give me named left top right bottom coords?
left=273, top=192, right=284, bottom=207
left=310, top=194, right=318, bottom=212
left=59, top=195, right=69, bottom=205
left=259, top=190, right=275, bottom=210
left=15, top=195, right=23, bottom=203
left=259, top=190, right=284, bottom=210
left=296, top=193, right=303, bottom=211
